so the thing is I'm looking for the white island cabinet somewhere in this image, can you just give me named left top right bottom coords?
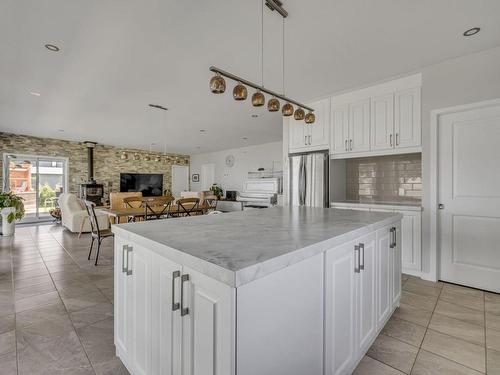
left=113, top=207, right=402, bottom=375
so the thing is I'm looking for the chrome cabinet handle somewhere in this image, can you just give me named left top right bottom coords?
left=354, top=245, right=360, bottom=273
left=126, top=247, right=132, bottom=276
left=359, top=243, right=365, bottom=271
left=350, top=139, right=353, bottom=151
left=122, top=245, right=127, bottom=273
left=389, top=228, right=394, bottom=248
left=390, top=134, right=393, bottom=147
left=181, top=274, right=190, bottom=316
left=396, top=133, right=399, bottom=146
left=393, top=227, right=397, bottom=247
left=304, top=135, right=307, bottom=145
left=308, top=135, right=311, bottom=145
left=345, top=139, right=348, bottom=151
left=172, top=271, right=181, bottom=311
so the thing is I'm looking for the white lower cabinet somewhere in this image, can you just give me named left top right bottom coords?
left=115, top=220, right=401, bottom=375
left=115, top=244, right=234, bottom=375
left=325, top=225, right=399, bottom=375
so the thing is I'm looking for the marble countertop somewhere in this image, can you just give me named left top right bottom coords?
left=112, top=207, right=401, bottom=287
left=331, top=200, right=422, bottom=212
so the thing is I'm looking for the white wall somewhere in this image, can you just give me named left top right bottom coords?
left=190, top=141, right=283, bottom=193
left=420, top=46, right=500, bottom=276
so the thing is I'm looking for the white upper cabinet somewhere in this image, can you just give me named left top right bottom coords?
left=288, top=98, right=330, bottom=153
left=330, top=104, right=349, bottom=155
left=395, top=87, right=421, bottom=148
left=349, top=99, right=371, bottom=153
left=329, top=74, right=422, bottom=158
left=371, top=93, right=394, bottom=151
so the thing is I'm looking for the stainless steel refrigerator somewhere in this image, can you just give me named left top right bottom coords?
left=289, top=151, right=329, bottom=207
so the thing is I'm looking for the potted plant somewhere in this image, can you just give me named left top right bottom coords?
left=210, top=184, right=224, bottom=200
left=0, top=191, right=25, bottom=236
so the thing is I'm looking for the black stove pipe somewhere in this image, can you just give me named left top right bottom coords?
left=84, top=141, right=97, bottom=183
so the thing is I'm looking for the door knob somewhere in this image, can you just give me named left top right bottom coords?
left=438, top=204, right=445, bottom=210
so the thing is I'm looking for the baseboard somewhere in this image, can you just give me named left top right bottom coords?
left=419, top=271, right=438, bottom=282
left=402, top=268, right=422, bottom=278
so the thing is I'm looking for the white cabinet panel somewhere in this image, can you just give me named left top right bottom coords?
left=151, top=253, right=182, bottom=375
left=182, top=267, right=234, bottom=375
left=114, top=238, right=131, bottom=369
left=130, top=244, right=152, bottom=375
left=356, top=232, right=377, bottom=355
left=349, top=99, right=371, bottom=152
left=395, top=87, right=421, bottom=148
left=330, top=104, right=349, bottom=155
left=308, top=98, right=330, bottom=148
left=392, top=224, right=402, bottom=307
left=325, top=240, right=357, bottom=375
left=400, top=210, right=422, bottom=272
left=376, top=227, right=392, bottom=329
left=289, top=117, right=307, bottom=152
left=371, top=93, right=394, bottom=151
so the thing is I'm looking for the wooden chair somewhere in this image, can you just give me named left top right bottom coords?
left=109, top=192, right=142, bottom=223
left=84, top=200, right=114, bottom=266
left=144, top=196, right=175, bottom=220
left=123, top=196, right=144, bottom=222
left=176, top=197, right=200, bottom=216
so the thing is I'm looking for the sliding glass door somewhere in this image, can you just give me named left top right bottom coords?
left=3, top=154, right=68, bottom=223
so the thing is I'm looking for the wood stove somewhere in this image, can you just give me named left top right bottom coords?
left=79, top=141, right=104, bottom=205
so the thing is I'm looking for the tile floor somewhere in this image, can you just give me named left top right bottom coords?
left=354, top=274, right=500, bottom=375
left=1, top=224, right=500, bottom=374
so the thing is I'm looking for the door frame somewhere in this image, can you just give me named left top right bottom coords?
left=2, top=152, right=69, bottom=223
left=428, top=98, right=500, bottom=282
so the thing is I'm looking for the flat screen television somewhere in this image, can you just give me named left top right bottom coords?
left=120, top=173, right=163, bottom=197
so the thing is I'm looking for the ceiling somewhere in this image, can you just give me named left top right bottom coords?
left=1, top=0, right=499, bottom=155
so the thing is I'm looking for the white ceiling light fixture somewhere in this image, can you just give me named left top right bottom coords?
left=463, top=27, right=480, bottom=36
left=29, top=91, right=41, bottom=96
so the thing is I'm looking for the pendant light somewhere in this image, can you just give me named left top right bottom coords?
left=210, top=72, right=226, bottom=93
left=305, top=112, right=315, bottom=124
left=268, top=97, right=280, bottom=111
left=281, top=17, right=293, bottom=116
left=254, top=0, right=266, bottom=108
left=252, top=90, right=265, bottom=106
left=294, top=108, right=305, bottom=120
left=233, top=82, right=247, bottom=100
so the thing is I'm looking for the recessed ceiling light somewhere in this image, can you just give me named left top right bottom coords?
left=251, top=114, right=258, bottom=118
left=199, top=129, right=206, bottom=133
left=463, top=27, right=480, bottom=37
left=29, top=91, right=41, bottom=97
left=44, top=43, right=60, bottom=52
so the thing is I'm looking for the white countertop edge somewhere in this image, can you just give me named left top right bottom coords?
left=112, top=213, right=402, bottom=288
left=330, top=201, right=423, bottom=212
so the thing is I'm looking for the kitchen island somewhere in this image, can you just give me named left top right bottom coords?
left=112, top=207, right=402, bottom=375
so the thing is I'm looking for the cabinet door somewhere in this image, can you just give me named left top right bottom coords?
left=376, top=227, right=392, bottom=330
left=308, top=98, right=330, bottom=148
left=325, top=240, right=357, bottom=375
left=330, top=104, right=349, bottom=155
left=288, top=117, right=307, bottom=152
left=391, top=223, right=402, bottom=307
left=394, top=87, right=421, bottom=148
left=400, top=210, right=422, bottom=273
left=356, top=232, right=377, bottom=355
left=114, top=238, right=131, bottom=367
left=129, top=244, right=153, bottom=375
left=151, top=253, right=183, bottom=375
left=371, top=93, right=394, bottom=151
left=182, top=267, right=235, bottom=375
left=349, top=99, right=371, bottom=152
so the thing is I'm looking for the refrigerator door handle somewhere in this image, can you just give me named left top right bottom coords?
left=300, top=157, right=307, bottom=205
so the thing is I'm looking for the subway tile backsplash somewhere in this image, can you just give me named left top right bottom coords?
left=346, top=153, right=422, bottom=203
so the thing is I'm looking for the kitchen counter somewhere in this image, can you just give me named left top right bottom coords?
left=331, top=200, right=422, bottom=212
left=112, top=206, right=401, bottom=287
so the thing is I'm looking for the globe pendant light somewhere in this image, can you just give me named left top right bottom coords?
left=252, top=90, right=265, bottom=106
left=305, top=111, right=315, bottom=124
left=233, top=82, right=247, bottom=100
left=294, top=108, right=305, bottom=120
left=282, top=102, right=293, bottom=116
left=268, top=97, right=280, bottom=112
left=210, top=72, right=226, bottom=93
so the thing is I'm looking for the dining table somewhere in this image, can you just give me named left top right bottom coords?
left=102, top=203, right=212, bottom=221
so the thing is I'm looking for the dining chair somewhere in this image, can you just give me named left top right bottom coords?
left=84, top=200, right=114, bottom=266
left=176, top=197, right=200, bottom=216
left=144, top=196, right=175, bottom=220
left=123, top=196, right=144, bottom=222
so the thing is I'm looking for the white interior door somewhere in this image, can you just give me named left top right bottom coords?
left=172, top=165, right=189, bottom=197
left=200, top=163, right=215, bottom=191
left=438, top=102, right=500, bottom=292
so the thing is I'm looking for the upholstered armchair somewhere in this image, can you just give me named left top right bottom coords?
left=58, top=193, right=109, bottom=233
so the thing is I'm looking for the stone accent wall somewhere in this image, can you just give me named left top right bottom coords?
left=346, top=153, right=422, bottom=203
left=0, top=132, right=189, bottom=198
